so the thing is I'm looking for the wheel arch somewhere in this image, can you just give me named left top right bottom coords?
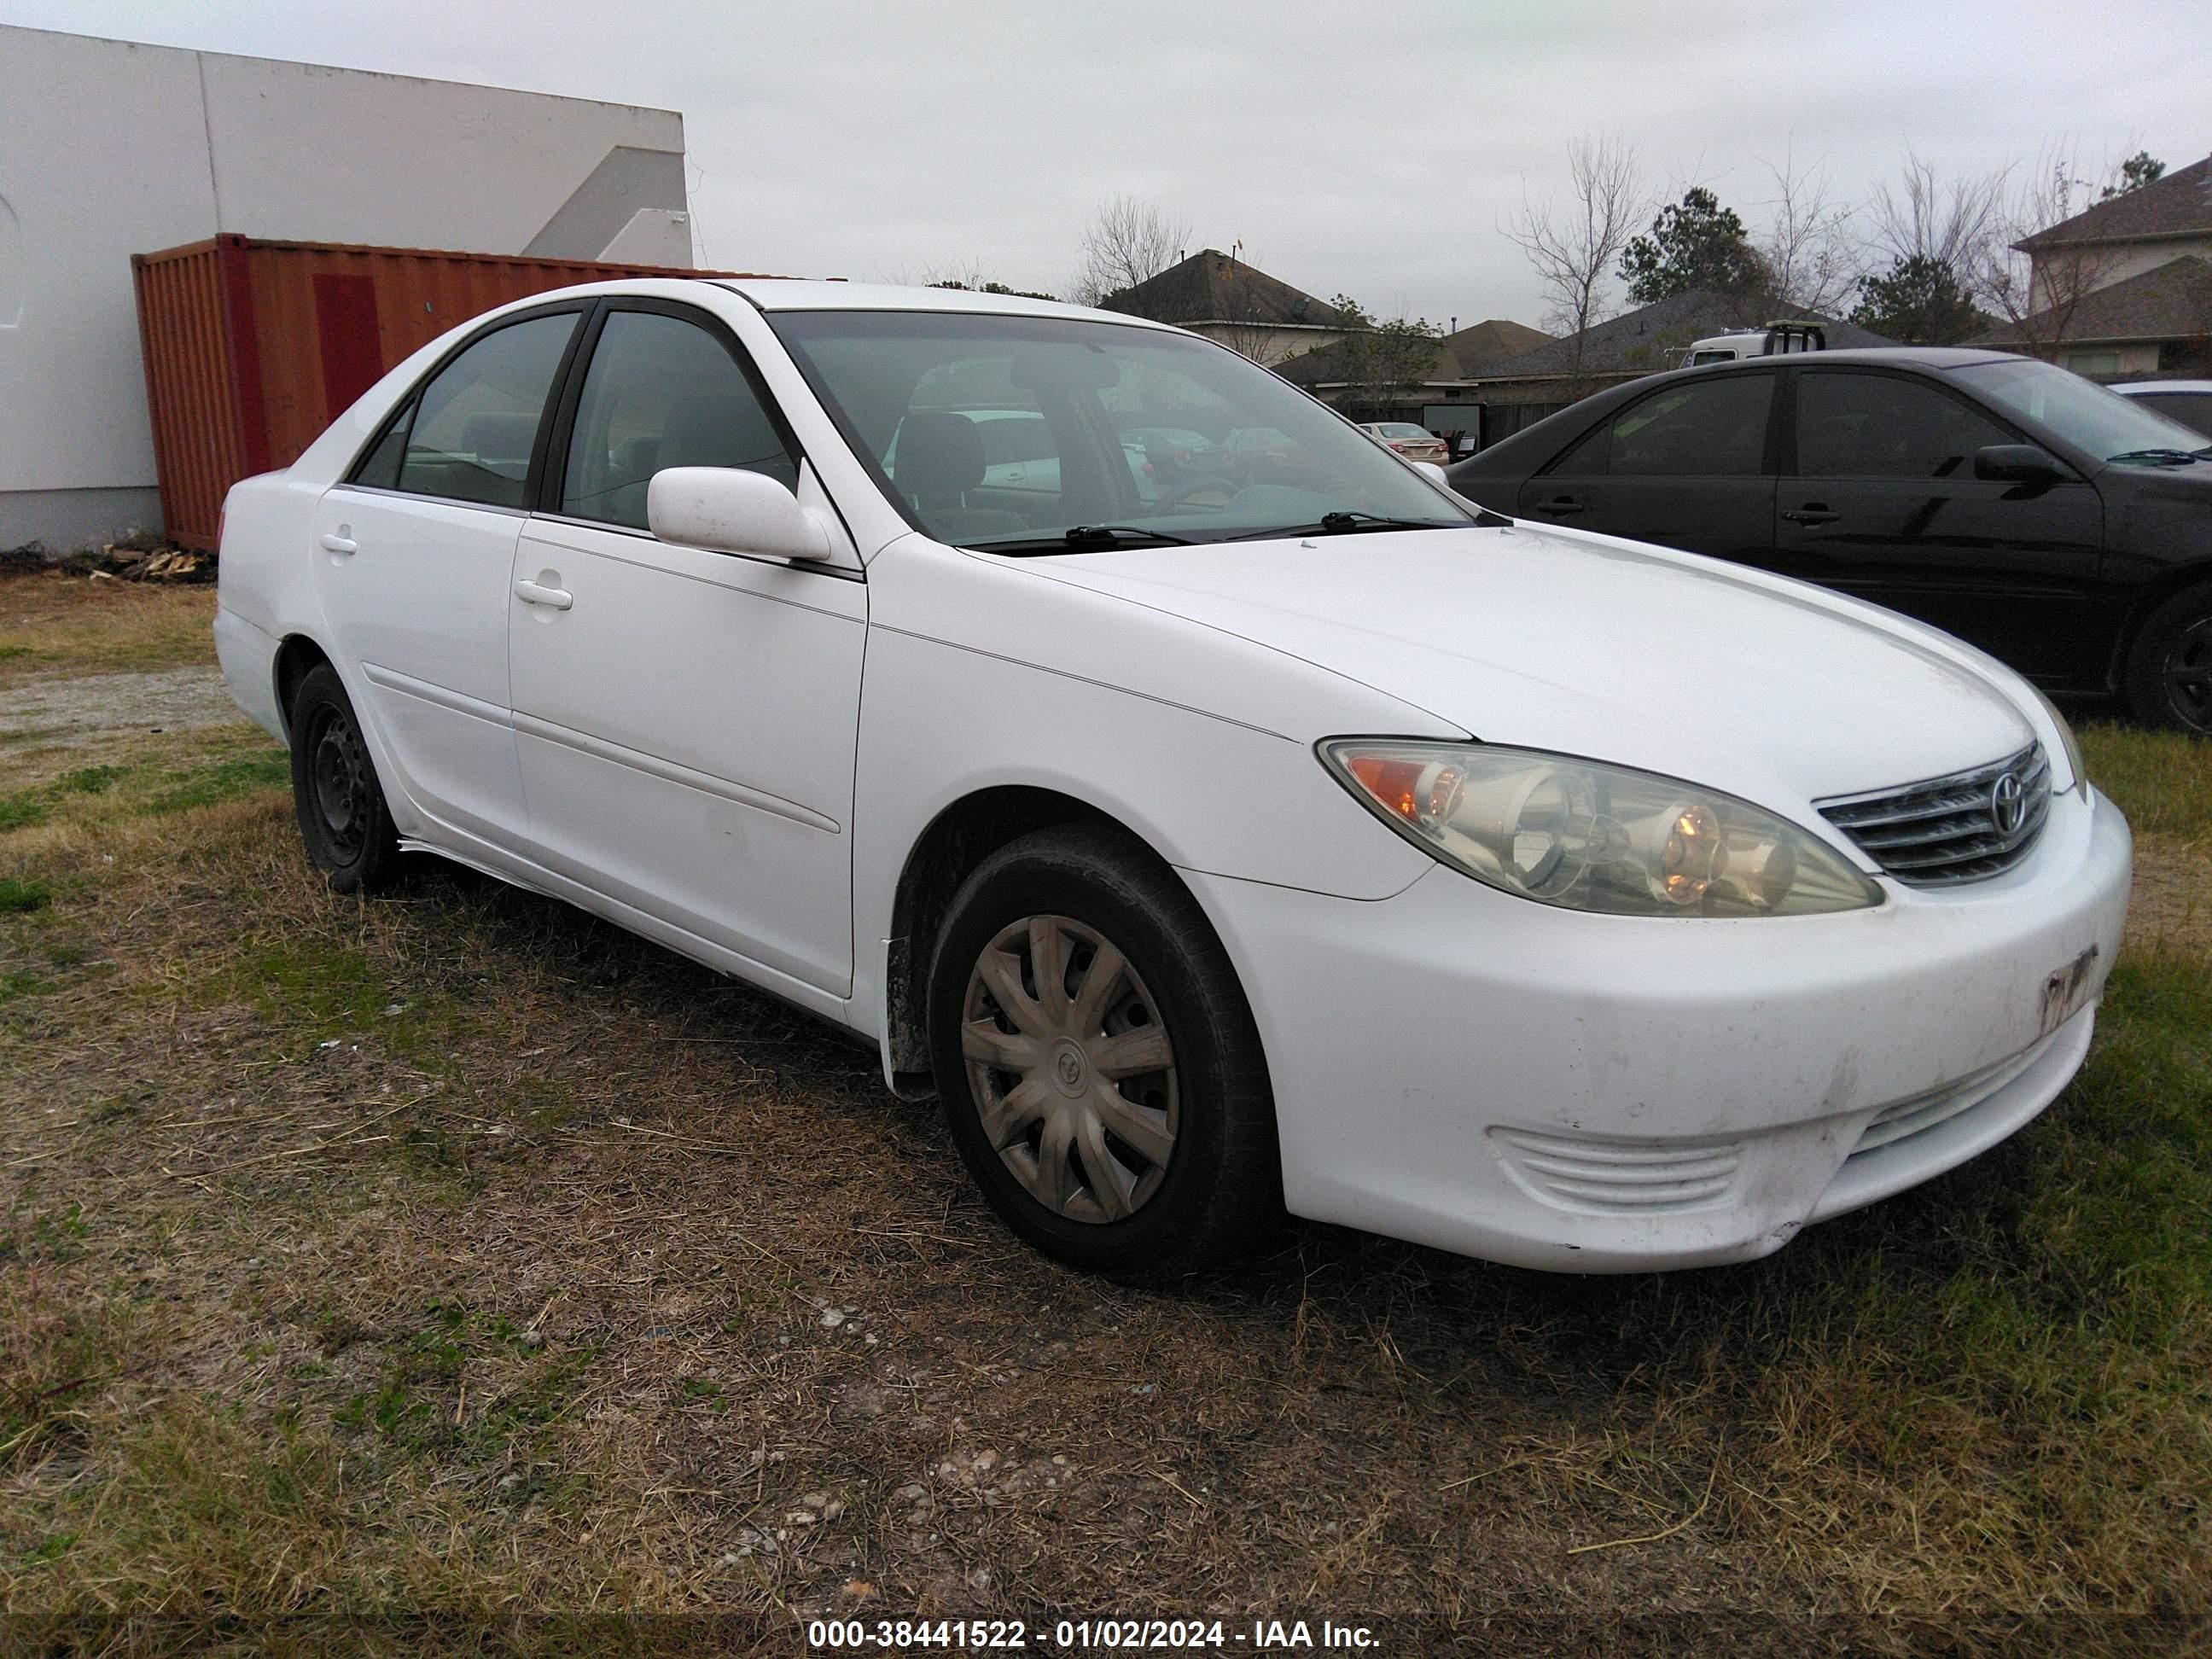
left=271, top=632, right=335, bottom=732
left=882, top=784, right=1169, bottom=1098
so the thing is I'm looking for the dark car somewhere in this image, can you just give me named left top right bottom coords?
left=1447, top=349, right=2212, bottom=731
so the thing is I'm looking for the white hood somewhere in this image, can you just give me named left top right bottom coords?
left=1025, top=522, right=2038, bottom=807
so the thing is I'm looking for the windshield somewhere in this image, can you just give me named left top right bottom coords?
left=769, top=310, right=1472, bottom=548
left=1951, top=358, right=2211, bottom=464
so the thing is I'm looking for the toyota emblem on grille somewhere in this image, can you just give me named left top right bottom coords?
left=1990, top=770, right=2027, bottom=836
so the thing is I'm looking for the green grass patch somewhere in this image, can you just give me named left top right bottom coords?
left=53, top=764, right=125, bottom=795
left=0, top=876, right=49, bottom=912
left=0, top=967, right=58, bottom=1004
left=0, top=790, right=49, bottom=832
left=2079, top=723, right=2212, bottom=843
left=143, top=750, right=289, bottom=816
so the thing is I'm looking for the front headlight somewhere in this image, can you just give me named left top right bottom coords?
left=1320, top=741, right=1883, bottom=917
left=2024, top=684, right=2087, bottom=798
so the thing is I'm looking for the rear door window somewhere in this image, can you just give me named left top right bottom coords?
left=1546, top=375, right=1776, bottom=478
left=391, top=313, right=579, bottom=509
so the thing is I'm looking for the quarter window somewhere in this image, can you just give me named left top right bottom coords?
left=1548, top=375, right=1775, bottom=478
left=395, top=313, right=578, bottom=509
left=561, top=310, right=799, bottom=531
left=1796, top=373, right=2011, bottom=480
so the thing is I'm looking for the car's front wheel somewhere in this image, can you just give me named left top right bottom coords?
left=288, top=663, right=403, bottom=893
left=2128, top=584, right=2212, bottom=736
left=926, top=825, right=1280, bottom=1278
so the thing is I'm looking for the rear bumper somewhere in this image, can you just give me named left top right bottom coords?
left=1184, top=784, right=2131, bottom=1272
left=213, top=604, right=287, bottom=743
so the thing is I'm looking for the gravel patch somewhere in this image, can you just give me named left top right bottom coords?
left=1, top=665, right=251, bottom=747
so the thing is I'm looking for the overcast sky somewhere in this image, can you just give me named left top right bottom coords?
left=4, top=0, right=2204, bottom=330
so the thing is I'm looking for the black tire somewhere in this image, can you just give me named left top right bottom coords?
left=2127, top=584, right=2212, bottom=735
left=288, top=663, right=404, bottom=893
left=926, top=824, right=1281, bottom=1279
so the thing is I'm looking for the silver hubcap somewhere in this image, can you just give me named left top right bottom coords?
left=961, top=915, right=1179, bottom=1225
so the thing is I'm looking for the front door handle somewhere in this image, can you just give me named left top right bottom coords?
left=514, top=578, right=573, bottom=611
left=1782, top=506, right=1839, bottom=526
left=1537, top=495, right=1586, bottom=516
left=318, top=532, right=357, bottom=555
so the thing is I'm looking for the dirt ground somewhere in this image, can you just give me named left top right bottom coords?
left=3, top=579, right=2209, bottom=1657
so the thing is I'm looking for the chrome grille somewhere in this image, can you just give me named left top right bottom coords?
left=1816, top=742, right=2051, bottom=887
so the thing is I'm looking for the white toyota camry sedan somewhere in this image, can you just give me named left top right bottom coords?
left=214, top=279, right=2132, bottom=1278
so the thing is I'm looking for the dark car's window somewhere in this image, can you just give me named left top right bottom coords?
left=1549, top=375, right=1775, bottom=478
left=395, top=314, right=578, bottom=509
left=561, top=310, right=798, bottom=531
left=2129, top=391, right=2212, bottom=439
left=1797, top=372, right=2011, bottom=480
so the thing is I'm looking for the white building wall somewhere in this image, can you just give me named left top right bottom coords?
left=2029, top=234, right=2212, bottom=311
left=0, top=26, right=692, bottom=550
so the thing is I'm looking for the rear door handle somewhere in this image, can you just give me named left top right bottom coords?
left=514, top=578, right=573, bottom=611
left=318, top=533, right=357, bottom=555
left=1782, top=506, right=1839, bottom=525
left=1537, top=496, right=1585, bottom=516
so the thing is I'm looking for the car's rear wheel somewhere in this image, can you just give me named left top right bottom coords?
left=2126, top=585, right=2212, bottom=735
left=926, top=825, right=1280, bottom=1278
left=288, top=664, right=403, bottom=893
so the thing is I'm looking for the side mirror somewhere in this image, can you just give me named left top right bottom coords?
left=1412, top=461, right=1450, bottom=487
left=1973, top=444, right=2064, bottom=485
left=647, top=467, right=832, bottom=561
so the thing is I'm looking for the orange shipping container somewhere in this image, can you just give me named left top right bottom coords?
left=131, top=235, right=766, bottom=550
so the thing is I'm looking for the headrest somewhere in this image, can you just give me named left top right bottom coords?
left=892, top=410, right=985, bottom=498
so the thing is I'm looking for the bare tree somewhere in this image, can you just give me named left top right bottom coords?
left=1755, top=145, right=1860, bottom=315
left=1866, top=148, right=2006, bottom=281
left=1502, top=134, right=1645, bottom=373
left=1072, top=196, right=1192, bottom=309
left=1976, top=146, right=2129, bottom=361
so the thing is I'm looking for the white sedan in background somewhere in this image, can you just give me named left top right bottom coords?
left=215, top=279, right=2129, bottom=1278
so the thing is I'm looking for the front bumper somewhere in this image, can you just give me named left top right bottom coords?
left=1185, top=784, right=2131, bottom=1272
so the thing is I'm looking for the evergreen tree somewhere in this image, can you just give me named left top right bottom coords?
left=1849, top=255, right=1984, bottom=345
left=1618, top=187, right=1768, bottom=303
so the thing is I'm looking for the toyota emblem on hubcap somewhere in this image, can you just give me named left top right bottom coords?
left=1990, top=771, right=2026, bottom=836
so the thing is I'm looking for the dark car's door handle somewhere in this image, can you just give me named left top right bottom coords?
left=1536, top=495, right=1586, bottom=516
left=1782, top=505, right=1839, bottom=526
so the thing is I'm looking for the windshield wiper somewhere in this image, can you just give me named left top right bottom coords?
left=965, top=524, right=1200, bottom=553
left=1225, top=510, right=1460, bottom=541
left=1063, top=524, right=1198, bottom=546
left=2106, top=448, right=2205, bottom=466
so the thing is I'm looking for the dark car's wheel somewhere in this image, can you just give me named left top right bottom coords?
left=2126, top=585, right=2212, bottom=735
left=926, top=825, right=1281, bottom=1279
left=288, top=664, right=403, bottom=892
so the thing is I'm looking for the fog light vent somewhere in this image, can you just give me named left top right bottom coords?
left=1489, top=1128, right=1743, bottom=1214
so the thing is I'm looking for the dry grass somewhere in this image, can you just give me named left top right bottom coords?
left=0, top=573, right=216, bottom=686
left=3, top=573, right=2210, bottom=1653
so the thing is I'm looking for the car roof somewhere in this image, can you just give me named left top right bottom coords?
left=1682, top=346, right=2025, bottom=373
left=712, top=276, right=1178, bottom=330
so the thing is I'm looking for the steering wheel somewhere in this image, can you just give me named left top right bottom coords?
left=1149, top=474, right=1242, bottom=512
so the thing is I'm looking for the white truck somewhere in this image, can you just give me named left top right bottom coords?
left=1680, top=319, right=1827, bottom=367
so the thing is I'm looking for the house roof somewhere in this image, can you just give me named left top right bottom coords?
left=1102, top=248, right=1346, bottom=329
left=1976, top=254, right=2212, bottom=346
left=2017, top=155, right=2212, bottom=250
left=1436, top=317, right=1554, bottom=376
left=1273, top=317, right=1554, bottom=389
left=1475, top=288, right=1895, bottom=381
